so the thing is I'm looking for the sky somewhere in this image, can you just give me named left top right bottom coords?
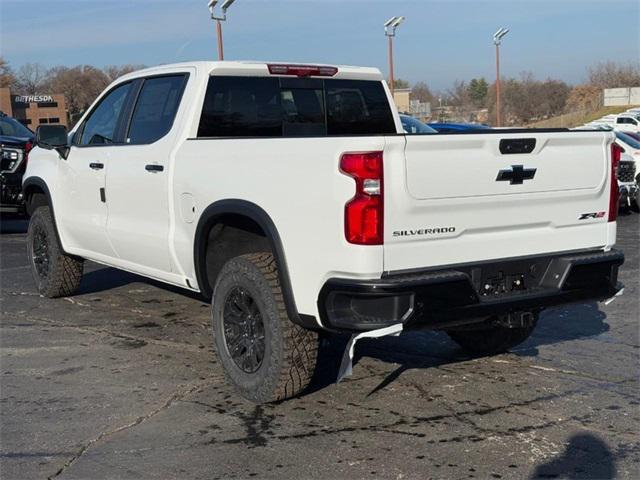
left=1, top=0, right=639, bottom=91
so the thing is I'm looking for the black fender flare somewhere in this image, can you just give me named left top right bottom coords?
left=193, top=199, right=318, bottom=330
left=22, top=176, right=67, bottom=253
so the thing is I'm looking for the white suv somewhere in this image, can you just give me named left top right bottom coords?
left=615, top=114, right=640, bottom=133
left=23, top=62, right=624, bottom=402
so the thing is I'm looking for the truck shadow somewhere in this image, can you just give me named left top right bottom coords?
left=306, top=302, right=609, bottom=397
left=78, top=266, right=204, bottom=302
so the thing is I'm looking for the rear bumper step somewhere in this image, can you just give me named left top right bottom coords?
left=318, top=249, right=624, bottom=331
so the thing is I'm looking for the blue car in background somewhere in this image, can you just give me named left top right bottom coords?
left=400, top=114, right=437, bottom=134
left=427, top=122, right=491, bottom=133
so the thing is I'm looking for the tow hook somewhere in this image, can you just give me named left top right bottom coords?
left=493, top=311, right=537, bottom=329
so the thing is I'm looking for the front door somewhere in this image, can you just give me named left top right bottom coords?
left=57, top=81, right=134, bottom=259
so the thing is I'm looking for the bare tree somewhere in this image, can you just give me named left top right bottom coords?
left=14, top=63, right=51, bottom=94
left=387, top=78, right=409, bottom=89
left=411, top=82, right=434, bottom=104
left=588, top=61, right=640, bottom=89
left=103, top=64, right=146, bottom=83
left=487, top=73, right=570, bottom=125
left=0, top=57, right=16, bottom=89
left=48, top=65, right=110, bottom=126
left=565, top=85, right=602, bottom=113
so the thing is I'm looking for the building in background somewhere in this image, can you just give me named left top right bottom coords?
left=392, top=88, right=431, bottom=122
left=0, top=87, right=67, bottom=128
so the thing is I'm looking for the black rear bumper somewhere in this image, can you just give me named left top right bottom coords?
left=318, top=249, right=624, bottom=332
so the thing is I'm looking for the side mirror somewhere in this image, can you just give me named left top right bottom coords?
left=35, top=125, right=70, bottom=160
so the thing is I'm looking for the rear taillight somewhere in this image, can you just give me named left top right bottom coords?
left=609, top=143, right=622, bottom=222
left=267, top=64, right=338, bottom=77
left=340, top=151, right=383, bottom=245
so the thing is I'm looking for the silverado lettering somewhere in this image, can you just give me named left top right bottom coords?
left=393, top=227, right=456, bottom=236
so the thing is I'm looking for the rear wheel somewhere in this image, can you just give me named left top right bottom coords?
left=446, top=313, right=538, bottom=356
left=211, top=252, right=319, bottom=403
left=26, top=206, right=83, bottom=298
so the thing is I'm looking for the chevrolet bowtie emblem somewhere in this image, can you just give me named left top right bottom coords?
left=496, top=165, right=537, bottom=185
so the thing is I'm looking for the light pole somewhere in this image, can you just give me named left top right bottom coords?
left=208, top=0, right=237, bottom=61
left=384, top=16, right=405, bottom=97
left=493, top=27, right=509, bottom=127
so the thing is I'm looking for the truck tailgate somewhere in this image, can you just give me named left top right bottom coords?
left=383, top=131, right=616, bottom=273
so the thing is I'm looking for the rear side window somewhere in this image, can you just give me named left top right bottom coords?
left=197, top=76, right=395, bottom=138
left=127, top=75, right=187, bottom=144
left=198, top=77, right=282, bottom=138
left=325, top=80, right=395, bottom=135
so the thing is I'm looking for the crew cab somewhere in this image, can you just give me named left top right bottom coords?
left=23, top=61, right=624, bottom=403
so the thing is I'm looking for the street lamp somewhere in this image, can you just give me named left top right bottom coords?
left=493, top=27, right=509, bottom=127
left=208, top=0, right=237, bottom=61
left=384, top=16, right=405, bottom=97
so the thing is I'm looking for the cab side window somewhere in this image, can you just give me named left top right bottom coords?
left=79, top=82, right=131, bottom=146
left=126, top=75, right=187, bottom=144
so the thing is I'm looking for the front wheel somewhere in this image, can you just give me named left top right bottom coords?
left=211, top=253, right=319, bottom=403
left=446, top=314, right=538, bottom=356
left=26, top=206, right=84, bottom=298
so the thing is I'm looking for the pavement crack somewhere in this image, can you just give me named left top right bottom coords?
left=48, top=378, right=213, bottom=479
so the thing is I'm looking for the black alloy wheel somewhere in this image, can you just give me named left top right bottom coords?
left=222, top=286, right=266, bottom=373
left=31, top=225, right=50, bottom=280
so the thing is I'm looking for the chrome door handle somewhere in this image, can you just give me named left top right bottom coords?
left=145, top=164, right=164, bottom=173
left=89, top=162, right=104, bottom=170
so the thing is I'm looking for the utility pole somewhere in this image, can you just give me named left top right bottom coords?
left=384, top=16, right=405, bottom=97
left=208, top=0, right=238, bottom=61
left=493, top=27, right=509, bottom=127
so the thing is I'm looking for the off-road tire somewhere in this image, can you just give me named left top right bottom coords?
left=446, top=315, right=538, bottom=356
left=27, top=206, right=83, bottom=298
left=212, top=252, right=319, bottom=403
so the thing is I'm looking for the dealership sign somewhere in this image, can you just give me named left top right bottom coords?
left=12, top=94, right=55, bottom=104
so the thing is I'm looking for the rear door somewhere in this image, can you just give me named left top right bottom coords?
left=106, top=73, right=189, bottom=274
left=383, top=131, right=614, bottom=273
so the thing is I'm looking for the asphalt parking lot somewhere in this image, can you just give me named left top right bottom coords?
left=1, top=213, right=638, bottom=480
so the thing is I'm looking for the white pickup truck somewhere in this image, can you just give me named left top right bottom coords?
left=23, top=61, right=624, bottom=403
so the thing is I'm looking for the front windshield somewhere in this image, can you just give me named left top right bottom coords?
left=616, top=131, right=640, bottom=149
left=401, top=115, right=437, bottom=134
left=0, top=116, right=34, bottom=138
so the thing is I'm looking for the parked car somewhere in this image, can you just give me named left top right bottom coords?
left=427, top=122, right=491, bottom=133
left=400, top=114, right=437, bottom=134
left=1, top=112, right=34, bottom=215
left=621, top=131, right=640, bottom=143
left=614, top=114, right=640, bottom=134
left=24, top=61, right=624, bottom=403
left=617, top=153, right=638, bottom=212
left=615, top=131, right=640, bottom=169
left=614, top=131, right=640, bottom=212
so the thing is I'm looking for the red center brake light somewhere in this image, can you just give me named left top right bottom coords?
left=340, top=151, right=384, bottom=245
left=267, top=64, right=338, bottom=77
left=609, top=143, right=622, bottom=222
